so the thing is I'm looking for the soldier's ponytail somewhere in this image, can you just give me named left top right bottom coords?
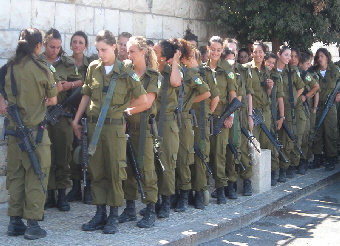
left=128, top=36, right=158, bottom=70
left=8, top=28, right=48, bottom=76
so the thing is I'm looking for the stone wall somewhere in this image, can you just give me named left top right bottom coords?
left=0, top=0, right=213, bottom=67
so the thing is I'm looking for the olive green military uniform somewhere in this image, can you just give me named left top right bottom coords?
left=208, top=59, right=237, bottom=189
left=156, top=64, right=180, bottom=196
left=82, top=59, right=146, bottom=207
left=300, top=69, right=318, bottom=160
left=312, top=64, right=340, bottom=158
left=277, top=65, right=305, bottom=169
left=123, top=67, right=159, bottom=204
left=250, top=61, right=284, bottom=172
left=69, top=55, right=93, bottom=181
left=175, top=67, right=210, bottom=191
left=5, top=56, right=58, bottom=220
left=39, top=54, right=83, bottom=190
left=191, top=65, right=220, bottom=192
left=226, top=62, right=254, bottom=182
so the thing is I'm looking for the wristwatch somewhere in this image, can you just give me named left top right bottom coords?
left=280, top=116, right=285, bottom=120
left=71, top=82, right=75, bottom=89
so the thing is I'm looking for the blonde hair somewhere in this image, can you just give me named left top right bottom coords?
left=192, top=47, right=201, bottom=65
left=128, top=36, right=158, bottom=70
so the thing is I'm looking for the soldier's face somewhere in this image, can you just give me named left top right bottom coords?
left=300, top=60, right=311, bottom=71
left=278, top=49, right=291, bottom=65
left=265, top=57, right=276, bottom=71
left=71, top=35, right=87, bottom=55
left=153, top=44, right=165, bottom=66
left=208, top=42, right=222, bottom=62
left=252, top=45, right=265, bottom=64
left=317, top=52, right=328, bottom=67
left=45, top=38, right=62, bottom=61
left=238, top=51, right=249, bottom=64
left=127, top=43, right=145, bottom=64
left=118, top=37, right=129, bottom=59
left=95, top=41, right=116, bottom=65
left=290, top=51, right=299, bottom=66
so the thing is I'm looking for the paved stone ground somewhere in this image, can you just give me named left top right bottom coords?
left=0, top=166, right=339, bottom=246
left=202, top=180, right=340, bottom=246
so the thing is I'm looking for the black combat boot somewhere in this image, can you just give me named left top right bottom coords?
left=309, top=154, right=323, bottom=169
left=137, top=203, right=156, bottom=228
left=194, top=191, right=205, bottom=210
left=216, top=187, right=227, bottom=204
left=188, top=190, right=195, bottom=206
left=324, top=157, right=335, bottom=171
left=44, top=190, right=56, bottom=210
left=170, top=190, right=180, bottom=209
left=83, top=180, right=92, bottom=204
left=24, top=220, right=46, bottom=240
left=82, top=205, right=107, bottom=231
left=157, top=195, right=171, bottom=218
left=118, top=200, right=137, bottom=223
left=286, top=166, right=296, bottom=179
left=297, top=159, right=307, bottom=175
left=66, top=179, right=82, bottom=202
left=278, top=168, right=287, bottom=183
left=140, top=195, right=161, bottom=216
left=7, top=216, right=26, bottom=236
left=243, top=179, right=252, bottom=196
left=211, top=189, right=217, bottom=198
left=175, top=190, right=190, bottom=212
left=227, top=181, right=238, bottom=199
left=271, top=170, right=278, bottom=186
left=103, top=207, right=118, bottom=234
left=57, top=189, right=70, bottom=211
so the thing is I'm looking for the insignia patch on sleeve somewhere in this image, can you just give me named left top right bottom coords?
left=228, top=71, right=235, bottom=79
left=248, top=69, right=252, bottom=78
left=195, top=77, right=202, bottom=84
left=296, top=70, right=301, bottom=77
left=306, top=75, right=311, bottom=81
left=49, top=64, right=56, bottom=73
left=180, top=71, right=184, bottom=79
left=131, top=72, right=140, bottom=81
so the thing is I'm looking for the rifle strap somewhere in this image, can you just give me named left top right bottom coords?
left=137, top=74, right=151, bottom=169
left=238, top=67, right=248, bottom=128
left=158, top=71, right=170, bottom=138
left=288, top=65, right=297, bottom=135
left=10, top=65, right=18, bottom=97
left=271, top=82, right=277, bottom=133
left=88, top=65, right=120, bottom=156
left=232, top=110, right=239, bottom=147
left=199, top=100, right=206, bottom=151
left=176, top=66, right=186, bottom=128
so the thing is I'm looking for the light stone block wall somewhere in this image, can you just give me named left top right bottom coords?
left=0, top=0, right=211, bottom=66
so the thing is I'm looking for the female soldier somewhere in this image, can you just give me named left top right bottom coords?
left=40, top=28, right=83, bottom=212
left=1, top=28, right=58, bottom=240
left=297, top=52, right=319, bottom=174
left=67, top=31, right=93, bottom=204
left=276, top=46, right=305, bottom=182
left=249, top=42, right=284, bottom=186
left=73, top=30, right=147, bottom=234
left=172, top=38, right=210, bottom=212
left=207, top=36, right=237, bottom=204
left=152, top=40, right=181, bottom=218
left=264, top=53, right=277, bottom=71
left=118, top=36, right=159, bottom=228
left=237, top=48, right=250, bottom=65
left=311, top=48, right=340, bottom=171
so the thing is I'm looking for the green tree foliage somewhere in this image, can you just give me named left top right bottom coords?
left=209, top=0, right=340, bottom=51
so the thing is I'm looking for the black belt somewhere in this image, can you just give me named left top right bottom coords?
left=87, top=117, right=125, bottom=125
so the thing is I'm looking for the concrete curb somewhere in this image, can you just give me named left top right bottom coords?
left=168, top=168, right=340, bottom=245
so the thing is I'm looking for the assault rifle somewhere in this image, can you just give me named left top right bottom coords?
left=6, top=104, right=47, bottom=193
left=228, top=138, right=245, bottom=171
left=302, top=88, right=310, bottom=117
left=212, top=97, right=243, bottom=136
left=126, top=128, right=145, bottom=199
left=47, top=86, right=82, bottom=125
left=149, top=115, right=165, bottom=172
left=240, top=126, right=260, bottom=153
left=312, top=78, right=340, bottom=142
left=81, top=118, right=88, bottom=187
left=281, top=120, right=303, bottom=155
left=252, top=108, right=289, bottom=162
left=194, top=142, right=212, bottom=175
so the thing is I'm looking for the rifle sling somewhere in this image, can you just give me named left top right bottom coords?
left=287, top=65, right=297, bottom=135
left=88, top=68, right=120, bottom=156
left=137, top=75, right=151, bottom=168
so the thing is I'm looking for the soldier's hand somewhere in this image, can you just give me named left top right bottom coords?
left=335, top=92, right=340, bottom=102
left=224, top=116, right=234, bottom=128
left=277, top=118, right=283, bottom=130
left=0, top=95, right=7, bottom=114
left=73, top=122, right=83, bottom=140
left=267, top=79, right=274, bottom=89
left=300, top=95, right=307, bottom=102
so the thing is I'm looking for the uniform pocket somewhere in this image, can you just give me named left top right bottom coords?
left=91, top=83, right=101, bottom=99
left=118, top=161, right=127, bottom=181
left=187, top=147, right=195, bottom=165
left=112, top=86, right=127, bottom=105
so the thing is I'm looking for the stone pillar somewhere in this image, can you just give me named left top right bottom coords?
left=237, top=149, right=271, bottom=194
left=0, top=115, right=8, bottom=203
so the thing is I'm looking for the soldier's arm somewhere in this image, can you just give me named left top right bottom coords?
left=0, top=94, right=6, bottom=114
left=209, top=96, right=219, bottom=112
